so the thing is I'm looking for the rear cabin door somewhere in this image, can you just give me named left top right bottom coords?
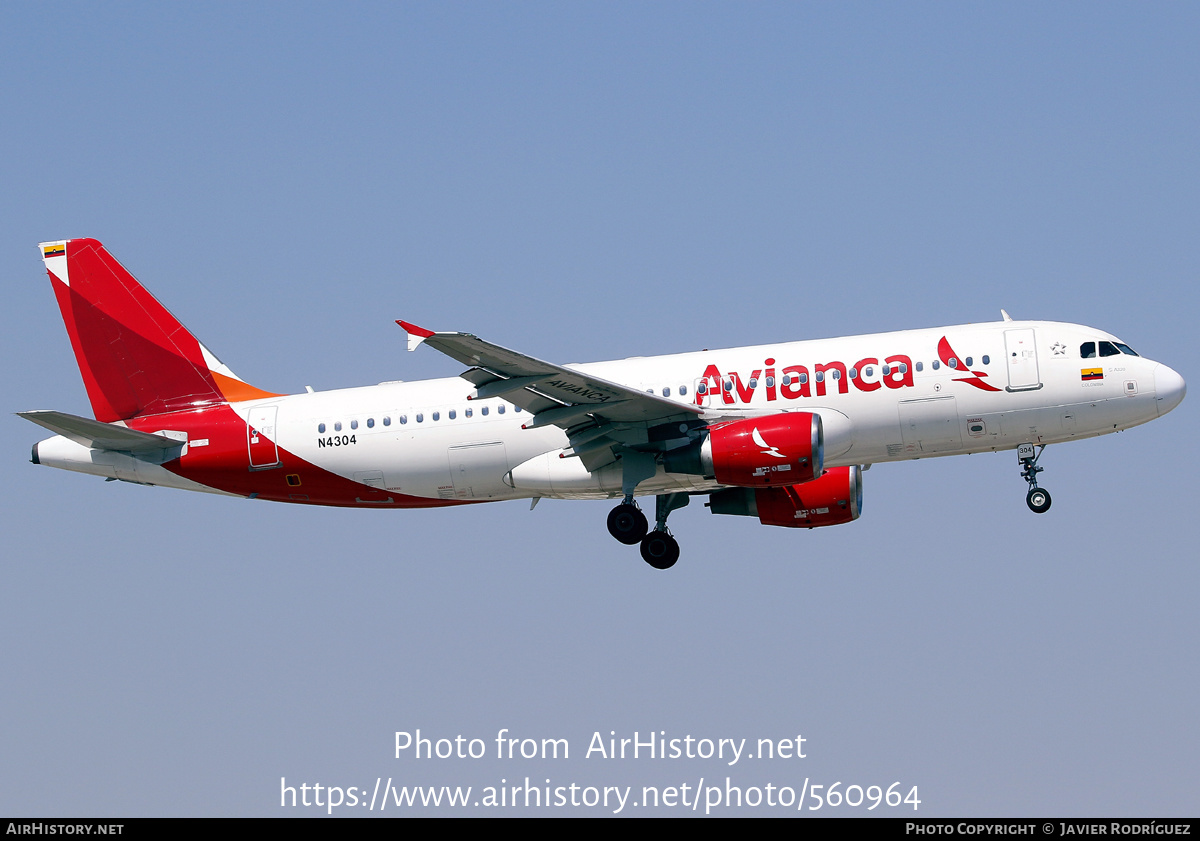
left=247, top=405, right=281, bottom=469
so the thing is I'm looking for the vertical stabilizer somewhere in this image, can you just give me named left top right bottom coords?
left=39, top=239, right=280, bottom=421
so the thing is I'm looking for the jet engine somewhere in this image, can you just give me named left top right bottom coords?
left=707, top=465, right=863, bottom=528
left=666, top=412, right=823, bottom=487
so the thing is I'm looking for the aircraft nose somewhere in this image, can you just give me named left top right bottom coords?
left=1153, top=363, right=1186, bottom=416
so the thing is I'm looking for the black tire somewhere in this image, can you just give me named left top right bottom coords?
left=640, top=531, right=680, bottom=570
left=1026, top=487, right=1052, bottom=514
left=607, top=504, right=648, bottom=545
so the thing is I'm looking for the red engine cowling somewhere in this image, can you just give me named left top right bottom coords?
left=701, top=412, right=823, bottom=487
left=708, top=465, right=863, bottom=528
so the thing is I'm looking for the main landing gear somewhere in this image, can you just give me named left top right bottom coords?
left=606, top=503, right=647, bottom=545
left=1018, top=443, right=1052, bottom=514
left=606, top=492, right=689, bottom=570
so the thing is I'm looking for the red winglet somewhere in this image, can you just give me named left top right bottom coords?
left=397, top=320, right=435, bottom=338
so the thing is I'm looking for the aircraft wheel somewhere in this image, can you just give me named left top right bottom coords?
left=607, top=504, right=648, bottom=545
left=640, top=531, right=680, bottom=570
left=1026, top=487, right=1052, bottom=514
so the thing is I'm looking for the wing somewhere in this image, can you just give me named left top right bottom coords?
left=399, top=321, right=704, bottom=469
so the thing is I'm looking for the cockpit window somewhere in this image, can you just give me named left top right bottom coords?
left=1115, top=342, right=1139, bottom=356
left=1080, top=342, right=1096, bottom=358
left=1099, top=341, right=1120, bottom=357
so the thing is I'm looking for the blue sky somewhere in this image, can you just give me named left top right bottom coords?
left=2, top=2, right=1196, bottom=816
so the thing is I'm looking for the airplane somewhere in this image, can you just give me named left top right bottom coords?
left=21, top=238, right=1186, bottom=569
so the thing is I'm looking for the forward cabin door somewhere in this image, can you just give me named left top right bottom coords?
left=1004, top=329, right=1042, bottom=391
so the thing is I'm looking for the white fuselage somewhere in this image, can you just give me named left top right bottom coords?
left=227, top=319, right=1175, bottom=502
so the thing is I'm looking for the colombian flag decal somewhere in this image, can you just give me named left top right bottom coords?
left=43, top=243, right=65, bottom=258
left=1081, top=368, right=1103, bottom=381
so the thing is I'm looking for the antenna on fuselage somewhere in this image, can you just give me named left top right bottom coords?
left=1001, top=309, right=1013, bottom=322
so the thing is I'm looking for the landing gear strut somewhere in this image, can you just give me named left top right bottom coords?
left=605, top=492, right=689, bottom=569
left=607, top=451, right=689, bottom=568
left=1018, top=443, right=1052, bottom=514
left=639, top=493, right=689, bottom=570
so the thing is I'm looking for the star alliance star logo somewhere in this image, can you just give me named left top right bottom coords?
left=1050, top=342, right=1066, bottom=356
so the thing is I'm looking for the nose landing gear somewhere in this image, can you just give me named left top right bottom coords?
left=1018, top=443, right=1052, bottom=514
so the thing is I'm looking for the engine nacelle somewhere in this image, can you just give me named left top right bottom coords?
left=702, top=412, right=823, bottom=487
left=708, top=465, right=863, bottom=528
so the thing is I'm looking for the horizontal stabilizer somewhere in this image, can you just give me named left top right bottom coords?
left=17, top=410, right=182, bottom=453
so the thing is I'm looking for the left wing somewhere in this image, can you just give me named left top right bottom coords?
left=399, top=321, right=704, bottom=468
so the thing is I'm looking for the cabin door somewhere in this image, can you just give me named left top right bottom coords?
left=248, top=406, right=281, bottom=469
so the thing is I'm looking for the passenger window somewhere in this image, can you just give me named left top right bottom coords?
left=799, top=373, right=808, bottom=384
left=1080, top=342, right=1096, bottom=358
left=815, top=371, right=824, bottom=382
left=448, top=409, right=456, bottom=419
left=318, top=423, right=326, bottom=433
left=982, top=355, right=990, bottom=365
left=748, top=378, right=758, bottom=388
left=334, top=421, right=342, bottom=432
left=662, top=387, right=671, bottom=397
left=864, top=366, right=874, bottom=377
left=498, top=405, right=505, bottom=414
left=882, top=365, right=891, bottom=375
left=964, top=357, right=972, bottom=367
left=415, top=413, right=423, bottom=423
left=1099, top=341, right=1120, bottom=357
left=765, top=377, right=774, bottom=387
left=679, top=385, right=688, bottom=396
left=948, top=358, right=958, bottom=369
left=350, top=419, right=359, bottom=430
left=465, top=407, right=473, bottom=418
left=367, top=418, right=375, bottom=428
left=932, top=360, right=940, bottom=370
left=432, top=411, right=440, bottom=421
left=848, top=368, right=857, bottom=379
left=383, top=416, right=391, bottom=426
left=399, top=415, right=407, bottom=424
left=481, top=406, right=489, bottom=416
left=915, top=362, right=923, bottom=372
left=831, top=370, right=840, bottom=380
left=697, top=382, right=708, bottom=395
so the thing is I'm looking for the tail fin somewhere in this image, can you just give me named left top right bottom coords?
left=39, top=238, right=281, bottom=422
